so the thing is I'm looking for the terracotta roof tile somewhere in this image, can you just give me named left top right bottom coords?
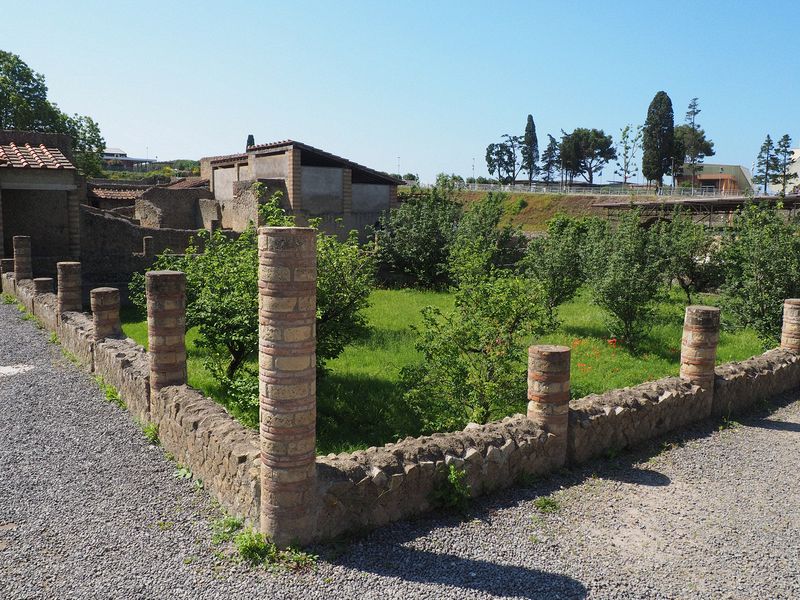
left=0, top=142, right=75, bottom=170
left=87, top=185, right=147, bottom=201
left=166, top=177, right=209, bottom=189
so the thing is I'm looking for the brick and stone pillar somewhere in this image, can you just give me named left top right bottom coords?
left=0, top=258, right=14, bottom=276
left=527, top=345, right=571, bottom=465
left=146, top=271, right=187, bottom=391
left=286, top=148, right=302, bottom=212
left=90, top=287, right=121, bottom=341
left=781, top=299, right=800, bottom=352
left=258, top=226, right=317, bottom=547
left=142, top=236, right=153, bottom=257
left=679, top=305, right=720, bottom=392
left=33, top=278, right=53, bottom=294
left=57, top=262, right=82, bottom=314
left=13, top=236, right=32, bottom=281
left=0, top=189, right=4, bottom=259
left=342, top=168, right=352, bottom=214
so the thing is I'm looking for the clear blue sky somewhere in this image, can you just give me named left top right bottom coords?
left=3, top=0, right=797, bottom=182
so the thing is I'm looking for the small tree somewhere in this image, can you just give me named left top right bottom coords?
left=539, top=134, right=560, bottom=184
left=584, top=210, right=665, bottom=347
left=753, top=134, right=779, bottom=195
left=559, top=128, right=616, bottom=185
left=720, top=201, right=800, bottom=345
left=402, top=271, right=551, bottom=432
left=655, top=208, right=720, bottom=304
left=521, top=114, right=539, bottom=185
left=676, top=98, right=715, bottom=191
left=773, top=134, right=798, bottom=196
left=522, top=214, right=585, bottom=322
left=613, top=124, right=642, bottom=186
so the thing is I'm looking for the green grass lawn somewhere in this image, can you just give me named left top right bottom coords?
left=121, top=287, right=763, bottom=454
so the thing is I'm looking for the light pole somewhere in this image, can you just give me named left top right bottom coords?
left=472, top=157, right=475, bottom=189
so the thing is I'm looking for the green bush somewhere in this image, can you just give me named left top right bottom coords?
left=431, top=465, right=471, bottom=513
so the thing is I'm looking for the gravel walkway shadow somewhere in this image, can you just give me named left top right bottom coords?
left=2, top=301, right=799, bottom=599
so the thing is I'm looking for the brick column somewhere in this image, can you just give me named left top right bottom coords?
left=0, top=189, right=4, bottom=259
left=90, top=287, right=121, bottom=341
left=389, top=185, right=398, bottom=209
left=0, top=258, right=13, bottom=276
left=342, top=168, right=352, bottom=214
left=67, top=189, right=81, bottom=260
left=286, top=148, right=302, bottom=211
left=679, top=305, right=720, bottom=392
left=781, top=299, right=800, bottom=351
left=13, top=236, right=32, bottom=281
left=527, top=345, right=571, bottom=465
left=258, top=226, right=317, bottom=547
left=57, top=262, right=82, bottom=314
left=142, top=236, right=153, bottom=257
left=146, top=271, right=187, bottom=391
left=33, top=277, right=53, bottom=294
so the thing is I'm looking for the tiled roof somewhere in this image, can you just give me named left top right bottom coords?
left=166, top=177, right=209, bottom=189
left=0, top=142, right=75, bottom=170
left=206, top=139, right=403, bottom=185
left=87, top=185, right=147, bottom=201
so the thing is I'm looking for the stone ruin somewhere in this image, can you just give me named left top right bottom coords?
left=4, top=232, right=800, bottom=547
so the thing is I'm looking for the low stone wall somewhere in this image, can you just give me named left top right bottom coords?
left=152, top=386, right=261, bottom=525
left=94, top=338, right=151, bottom=423
left=57, top=311, right=94, bottom=369
left=1, top=272, right=14, bottom=295
left=16, top=280, right=35, bottom=313
left=713, top=349, right=800, bottom=416
left=33, top=291, right=58, bottom=331
left=314, top=416, right=560, bottom=541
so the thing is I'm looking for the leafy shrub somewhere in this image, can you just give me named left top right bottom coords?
left=431, top=465, right=471, bottom=513
left=720, top=201, right=800, bottom=345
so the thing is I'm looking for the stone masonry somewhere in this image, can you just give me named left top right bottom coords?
left=90, top=287, right=121, bottom=341
left=146, top=271, right=187, bottom=391
left=13, top=235, right=32, bottom=281
left=258, top=226, right=317, bottom=547
left=781, top=299, right=800, bottom=352
left=679, top=305, right=720, bottom=396
left=57, top=262, right=82, bottom=314
left=527, top=345, right=571, bottom=465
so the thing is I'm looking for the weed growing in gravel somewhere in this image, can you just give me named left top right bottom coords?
left=16, top=302, right=25, bottom=312
left=211, top=515, right=244, bottom=544
left=157, top=521, right=174, bottom=531
left=175, top=465, right=193, bottom=480
left=528, top=534, right=542, bottom=544
left=515, top=472, right=539, bottom=487
left=164, top=451, right=175, bottom=462
left=431, top=465, right=471, bottom=514
left=718, top=416, right=740, bottom=432
left=192, top=479, right=204, bottom=492
left=233, top=529, right=317, bottom=572
left=183, top=556, right=196, bottom=565
left=48, top=331, right=59, bottom=344
left=534, top=495, right=560, bottom=514
left=61, top=347, right=80, bottom=365
left=93, top=376, right=126, bottom=409
left=140, top=422, right=160, bottom=446
left=1, top=293, right=14, bottom=304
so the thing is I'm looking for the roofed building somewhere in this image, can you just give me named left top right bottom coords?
left=200, top=140, right=401, bottom=238
left=103, top=147, right=156, bottom=171
left=0, top=131, right=82, bottom=273
left=674, top=163, right=754, bottom=194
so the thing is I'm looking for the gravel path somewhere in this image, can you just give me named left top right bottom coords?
left=1, top=300, right=799, bottom=599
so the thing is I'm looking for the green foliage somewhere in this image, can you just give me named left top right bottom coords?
left=403, top=272, right=551, bottom=432
left=1, top=293, right=14, bottom=304
left=522, top=114, right=539, bottom=184
left=584, top=210, right=665, bottom=348
left=614, top=124, right=642, bottom=185
left=175, top=465, right=193, bottom=480
left=642, top=91, right=675, bottom=186
left=774, top=134, right=798, bottom=195
left=211, top=515, right=244, bottom=544
left=431, top=465, right=471, bottom=513
left=522, top=214, right=587, bottom=321
left=720, top=202, right=800, bottom=345
left=140, top=422, right=160, bottom=445
left=654, top=208, right=721, bottom=304
left=559, top=128, right=616, bottom=185
left=0, top=50, right=105, bottom=176
left=539, top=134, right=561, bottom=184
left=374, top=184, right=462, bottom=288
left=94, top=376, right=125, bottom=409
left=753, top=135, right=779, bottom=195
left=232, top=529, right=317, bottom=571
left=533, top=495, right=560, bottom=513
left=256, top=189, right=295, bottom=226
left=673, top=98, right=714, bottom=187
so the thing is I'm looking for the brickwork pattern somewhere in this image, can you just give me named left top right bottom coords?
left=33, top=278, right=53, bottom=294
left=679, top=305, right=720, bottom=391
left=67, top=190, right=81, bottom=260
left=286, top=148, right=302, bottom=211
left=57, top=262, right=82, bottom=314
left=781, top=299, right=800, bottom=352
left=527, top=345, right=571, bottom=463
left=146, top=271, right=187, bottom=391
left=258, top=226, right=317, bottom=546
left=342, top=168, right=352, bottom=213
left=90, top=287, right=121, bottom=341
left=13, top=235, right=32, bottom=281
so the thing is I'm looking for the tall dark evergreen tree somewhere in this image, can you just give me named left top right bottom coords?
left=642, top=91, right=675, bottom=187
left=774, top=134, right=798, bottom=196
left=521, top=114, right=539, bottom=185
left=246, top=133, right=255, bottom=148
left=753, top=135, right=779, bottom=195
left=539, top=134, right=560, bottom=184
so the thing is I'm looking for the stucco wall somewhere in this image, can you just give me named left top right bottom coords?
left=352, top=183, right=391, bottom=213
left=301, top=166, right=343, bottom=216
left=212, top=166, right=238, bottom=203
left=135, top=188, right=213, bottom=230
left=2, top=189, right=71, bottom=270
left=251, top=153, right=288, bottom=180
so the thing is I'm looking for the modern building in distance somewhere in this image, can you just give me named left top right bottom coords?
left=103, top=147, right=156, bottom=171
left=674, top=163, right=754, bottom=194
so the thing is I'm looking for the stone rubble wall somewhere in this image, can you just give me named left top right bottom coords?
left=313, top=416, right=562, bottom=541
left=32, top=291, right=58, bottom=331
left=713, top=349, right=800, bottom=416
left=15, top=279, right=35, bottom=313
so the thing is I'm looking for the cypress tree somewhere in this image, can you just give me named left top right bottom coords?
left=522, top=114, right=539, bottom=185
left=642, top=91, right=674, bottom=187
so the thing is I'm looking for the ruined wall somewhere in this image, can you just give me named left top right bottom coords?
left=301, top=166, right=343, bottom=216
left=713, top=349, right=800, bottom=416
left=251, top=153, right=287, bottom=180
left=218, top=179, right=287, bottom=232
left=135, top=188, right=214, bottom=229
left=2, top=189, right=71, bottom=274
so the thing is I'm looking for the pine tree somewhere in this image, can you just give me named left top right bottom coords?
left=753, top=135, right=779, bottom=195
left=521, top=114, right=539, bottom=185
left=539, top=134, right=560, bottom=184
left=641, top=91, right=674, bottom=188
left=681, top=98, right=715, bottom=190
left=614, top=124, right=642, bottom=186
left=774, top=134, right=798, bottom=196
